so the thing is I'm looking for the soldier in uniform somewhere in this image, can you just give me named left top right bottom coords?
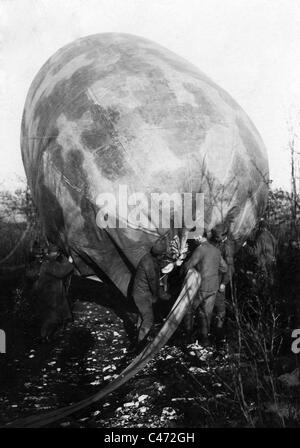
left=133, top=237, right=170, bottom=343
left=252, top=219, right=277, bottom=281
left=210, top=225, right=235, bottom=346
left=183, top=231, right=228, bottom=346
left=34, top=243, right=74, bottom=340
left=25, top=241, right=44, bottom=288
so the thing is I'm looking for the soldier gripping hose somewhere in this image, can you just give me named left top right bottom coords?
left=133, top=238, right=170, bottom=343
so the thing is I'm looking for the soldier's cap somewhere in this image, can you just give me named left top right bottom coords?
left=47, top=242, right=60, bottom=254
left=211, top=224, right=227, bottom=242
left=151, top=237, right=168, bottom=255
left=258, top=218, right=267, bottom=229
left=31, top=241, right=44, bottom=257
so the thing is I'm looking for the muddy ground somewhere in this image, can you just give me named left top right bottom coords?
left=0, top=276, right=299, bottom=428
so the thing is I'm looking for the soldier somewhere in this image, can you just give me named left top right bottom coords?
left=253, top=219, right=277, bottom=280
left=25, top=241, right=44, bottom=291
left=24, top=241, right=44, bottom=323
left=35, top=243, right=74, bottom=340
left=243, top=219, right=277, bottom=297
left=209, top=225, right=235, bottom=346
left=133, top=237, right=170, bottom=343
left=183, top=231, right=228, bottom=346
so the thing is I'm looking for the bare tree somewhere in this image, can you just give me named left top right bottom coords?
left=287, top=119, right=300, bottom=239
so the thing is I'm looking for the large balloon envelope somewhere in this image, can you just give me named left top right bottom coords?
left=14, top=33, right=270, bottom=428
left=21, top=33, right=269, bottom=296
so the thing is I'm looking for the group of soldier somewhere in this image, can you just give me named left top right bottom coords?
left=132, top=227, right=234, bottom=349
left=26, top=220, right=278, bottom=350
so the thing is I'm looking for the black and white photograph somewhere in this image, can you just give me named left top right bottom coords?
left=0, top=0, right=300, bottom=432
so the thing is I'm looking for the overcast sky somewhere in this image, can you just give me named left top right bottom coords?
left=1, top=0, right=300, bottom=190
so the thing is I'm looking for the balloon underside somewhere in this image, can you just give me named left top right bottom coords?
left=21, top=33, right=269, bottom=295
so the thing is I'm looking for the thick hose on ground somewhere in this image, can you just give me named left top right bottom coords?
left=5, top=268, right=201, bottom=428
